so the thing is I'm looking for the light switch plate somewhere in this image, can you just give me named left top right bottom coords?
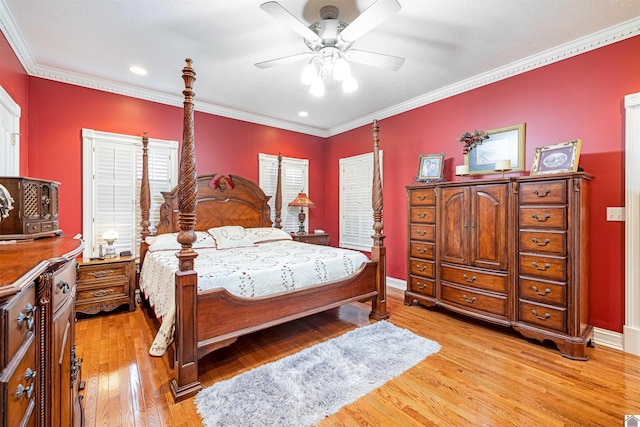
left=606, top=207, right=625, bottom=221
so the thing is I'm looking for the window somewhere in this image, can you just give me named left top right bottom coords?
left=258, top=153, right=309, bottom=233
left=82, top=129, right=178, bottom=258
left=339, top=151, right=383, bottom=251
left=0, top=85, right=20, bottom=176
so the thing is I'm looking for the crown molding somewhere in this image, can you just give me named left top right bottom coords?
left=1, top=0, right=638, bottom=138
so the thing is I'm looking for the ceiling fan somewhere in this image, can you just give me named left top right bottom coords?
left=255, top=0, right=405, bottom=95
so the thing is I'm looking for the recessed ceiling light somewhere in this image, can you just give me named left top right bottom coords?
left=298, top=111, right=309, bottom=117
left=129, top=65, right=147, bottom=76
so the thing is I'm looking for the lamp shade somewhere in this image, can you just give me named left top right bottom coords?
left=288, top=192, right=315, bottom=208
left=102, top=229, right=119, bottom=242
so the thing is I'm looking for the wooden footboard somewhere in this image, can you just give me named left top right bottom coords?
left=141, top=59, right=388, bottom=402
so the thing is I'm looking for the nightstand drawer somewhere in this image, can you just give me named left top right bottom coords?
left=76, top=263, right=129, bottom=283
left=75, top=256, right=136, bottom=315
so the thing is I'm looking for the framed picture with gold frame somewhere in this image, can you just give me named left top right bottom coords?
left=416, top=152, right=445, bottom=182
left=531, top=139, right=582, bottom=175
left=465, top=123, right=526, bottom=175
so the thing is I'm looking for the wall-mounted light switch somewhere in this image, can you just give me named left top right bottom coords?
left=606, top=207, right=625, bottom=221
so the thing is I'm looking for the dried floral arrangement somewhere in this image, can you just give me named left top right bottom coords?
left=458, top=130, right=489, bottom=154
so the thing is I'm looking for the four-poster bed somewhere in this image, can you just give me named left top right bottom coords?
left=138, top=59, right=388, bottom=402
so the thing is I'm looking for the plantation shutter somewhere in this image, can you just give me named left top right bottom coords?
left=82, top=129, right=178, bottom=258
left=258, top=153, right=309, bottom=233
left=339, top=151, right=383, bottom=251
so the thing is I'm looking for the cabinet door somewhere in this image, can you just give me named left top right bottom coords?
left=52, top=291, right=75, bottom=427
left=470, top=184, right=508, bottom=270
left=440, top=186, right=469, bottom=265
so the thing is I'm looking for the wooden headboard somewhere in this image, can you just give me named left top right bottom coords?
left=154, top=174, right=274, bottom=235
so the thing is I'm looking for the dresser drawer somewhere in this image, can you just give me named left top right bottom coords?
left=1, top=283, right=36, bottom=370
left=2, top=336, right=37, bottom=427
left=410, top=241, right=435, bottom=260
left=519, top=301, right=567, bottom=333
left=409, top=275, right=435, bottom=297
left=52, top=260, right=76, bottom=312
left=519, top=254, right=566, bottom=282
left=519, top=180, right=567, bottom=205
left=440, top=264, right=507, bottom=294
left=76, top=262, right=129, bottom=283
left=519, top=206, right=566, bottom=229
left=409, top=188, right=435, bottom=206
left=519, top=277, right=566, bottom=307
left=410, top=206, right=435, bottom=224
left=409, top=224, right=435, bottom=241
left=519, top=230, right=566, bottom=256
left=441, top=283, right=508, bottom=317
left=410, top=259, right=435, bottom=279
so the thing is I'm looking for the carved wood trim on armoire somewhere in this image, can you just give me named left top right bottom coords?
left=405, top=172, right=593, bottom=360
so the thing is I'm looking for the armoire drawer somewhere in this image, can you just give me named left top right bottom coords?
left=409, top=224, right=435, bottom=241
left=410, top=207, right=435, bottom=224
left=409, top=275, right=435, bottom=297
left=410, top=241, right=435, bottom=260
left=440, top=264, right=507, bottom=294
left=519, top=180, right=567, bottom=205
left=410, top=259, right=435, bottom=279
left=519, top=301, right=567, bottom=333
left=519, top=230, right=567, bottom=256
left=519, top=254, right=566, bottom=282
left=441, top=284, right=508, bottom=318
left=409, top=188, right=436, bottom=205
left=519, top=206, right=567, bottom=229
left=519, top=277, right=566, bottom=307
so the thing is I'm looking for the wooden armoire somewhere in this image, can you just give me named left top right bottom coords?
left=405, top=172, right=593, bottom=359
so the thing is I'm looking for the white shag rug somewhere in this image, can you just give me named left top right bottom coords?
left=194, top=320, right=441, bottom=427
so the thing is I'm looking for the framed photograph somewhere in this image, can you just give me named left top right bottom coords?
left=531, top=139, right=582, bottom=175
left=416, top=153, right=445, bottom=182
left=465, top=123, right=526, bottom=175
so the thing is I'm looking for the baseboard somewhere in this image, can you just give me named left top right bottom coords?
left=385, top=276, right=629, bottom=353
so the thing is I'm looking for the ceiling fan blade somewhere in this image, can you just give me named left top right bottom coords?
left=347, top=49, right=405, bottom=71
left=260, top=1, right=321, bottom=43
left=254, top=52, right=313, bottom=69
left=339, top=0, right=401, bottom=43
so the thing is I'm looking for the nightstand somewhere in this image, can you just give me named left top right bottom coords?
left=292, top=232, right=329, bottom=246
left=75, top=256, right=136, bottom=315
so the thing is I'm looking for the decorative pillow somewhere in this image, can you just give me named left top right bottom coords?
left=208, top=226, right=255, bottom=249
left=146, top=231, right=217, bottom=252
left=246, top=227, right=293, bottom=243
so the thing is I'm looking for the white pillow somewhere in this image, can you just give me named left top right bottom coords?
left=246, top=227, right=293, bottom=243
left=146, top=231, right=216, bottom=252
left=208, top=226, right=255, bottom=249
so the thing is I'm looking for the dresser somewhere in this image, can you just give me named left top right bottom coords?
left=76, top=256, right=136, bottom=315
left=405, top=173, right=593, bottom=359
left=0, top=236, right=84, bottom=427
left=0, top=177, right=62, bottom=240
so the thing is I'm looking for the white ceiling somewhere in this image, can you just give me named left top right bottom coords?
left=1, top=0, right=638, bottom=137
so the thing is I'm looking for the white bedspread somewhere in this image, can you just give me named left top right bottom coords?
left=140, top=240, right=369, bottom=356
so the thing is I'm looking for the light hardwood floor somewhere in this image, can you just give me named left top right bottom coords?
left=75, top=287, right=640, bottom=426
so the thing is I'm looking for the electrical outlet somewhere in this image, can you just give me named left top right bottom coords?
left=606, top=207, right=625, bottom=221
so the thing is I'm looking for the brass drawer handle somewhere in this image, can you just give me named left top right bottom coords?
left=462, top=273, right=476, bottom=283
left=16, top=383, right=34, bottom=399
left=531, top=309, right=551, bottom=321
left=531, top=237, right=551, bottom=246
left=532, top=189, right=551, bottom=197
left=531, top=261, right=551, bottom=271
left=417, top=230, right=428, bottom=236
left=58, top=280, right=70, bottom=293
left=416, top=247, right=429, bottom=254
left=531, top=213, right=551, bottom=222
left=417, top=282, right=428, bottom=290
left=90, top=289, right=115, bottom=298
left=462, top=295, right=476, bottom=304
left=531, top=286, right=551, bottom=296
left=417, top=212, right=430, bottom=219
left=417, top=194, right=429, bottom=201
left=89, top=270, right=113, bottom=278
left=17, top=303, right=35, bottom=330
left=416, top=264, right=429, bottom=272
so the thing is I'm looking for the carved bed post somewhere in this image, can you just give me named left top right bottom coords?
left=370, top=120, right=389, bottom=320
left=140, top=132, right=151, bottom=264
left=170, top=58, right=202, bottom=401
left=274, top=152, right=283, bottom=229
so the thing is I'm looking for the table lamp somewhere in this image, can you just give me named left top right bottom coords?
left=288, top=192, right=315, bottom=234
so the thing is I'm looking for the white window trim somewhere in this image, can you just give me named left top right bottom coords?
left=82, top=128, right=178, bottom=258
left=339, top=151, right=383, bottom=252
left=0, top=85, right=21, bottom=176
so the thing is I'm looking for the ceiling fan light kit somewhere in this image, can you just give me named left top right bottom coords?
left=257, top=0, right=403, bottom=97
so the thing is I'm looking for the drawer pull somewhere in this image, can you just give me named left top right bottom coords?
left=417, top=194, right=429, bottom=201
left=17, top=303, right=35, bottom=330
left=531, top=237, right=551, bottom=246
left=89, top=270, right=113, bottom=278
left=462, top=295, right=476, bottom=304
left=531, top=213, right=551, bottom=222
left=25, top=368, right=36, bottom=381
left=531, top=309, right=551, bottom=321
left=462, top=274, right=476, bottom=283
left=90, top=289, right=114, bottom=298
left=416, top=264, right=429, bottom=272
left=58, top=280, right=70, bottom=293
left=16, top=383, right=34, bottom=399
left=417, top=212, right=430, bottom=219
left=417, top=282, right=428, bottom=290
left=531, top=261, right=551, bottom=271
left=417, top=230, right=428, bottom=236
left=532, top=189, right=551, bottom=197
left=531, top=286, right=551, bottom=296
left=416, top=247, right=429, bottom=254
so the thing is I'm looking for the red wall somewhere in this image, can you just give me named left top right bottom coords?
left=326, top=35, right=640, bottom=333
left=3, top=26, right=639, bottom=333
